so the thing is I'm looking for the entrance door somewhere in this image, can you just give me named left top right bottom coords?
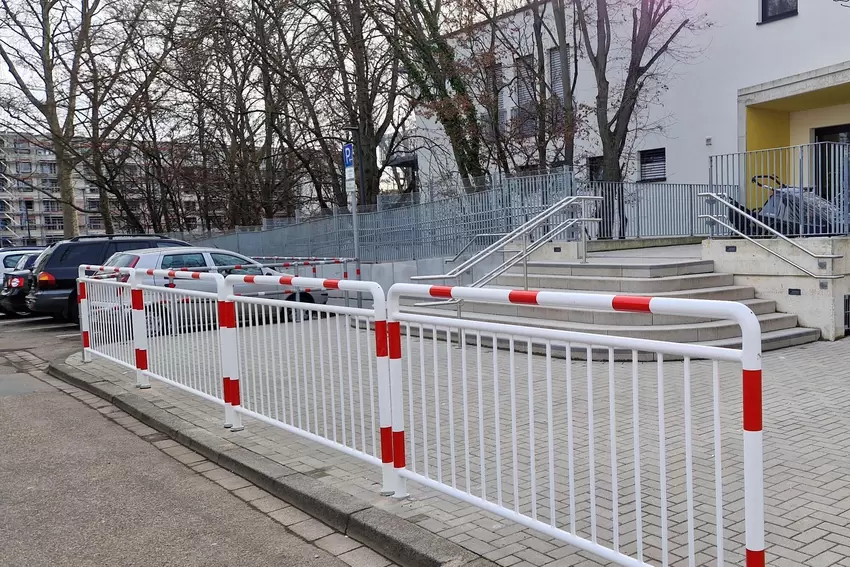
left=815, top=124, right=850, bottom=232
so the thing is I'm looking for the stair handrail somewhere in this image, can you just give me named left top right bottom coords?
left=414, top=215, right=601, bottom=307
left=411, top=194, right=603, bottom=282
left=449, top=233, right=506, bottom=263
left=699, top=192, right=843, bottom=280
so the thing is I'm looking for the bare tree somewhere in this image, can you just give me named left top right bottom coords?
left=0, top=0, right=101, bottom=237
left=574, top=0, right=704, bottom=237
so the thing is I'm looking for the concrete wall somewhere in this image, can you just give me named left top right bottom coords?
left=702, top=237, right=850, bottom=340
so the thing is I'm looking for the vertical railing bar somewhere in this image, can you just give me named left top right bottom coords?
left=684, top=357, right=696, bottom=567
left=546, top=342, right=556, bottom=528
left=587, top=345, right=597, bottom=543
left=608, top=347, right=619, bottom=552
left=566, top=342, right=576, bottom=536
left=713, top=360, right=725, bottom=567
left=632, top=350, right=644, bottom=562
left=658, top=353, right=669, bottom=567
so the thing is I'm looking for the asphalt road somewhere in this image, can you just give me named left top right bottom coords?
left=0, top=315, right=354, bottom=567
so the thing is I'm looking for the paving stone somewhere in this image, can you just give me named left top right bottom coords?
left=289, top=518, right=335, bottom=541
left=315, top=533, right=362, bottom=555
left=268, top=506, right=311, bottom=526
left=338, top=546, right=391, bottom=567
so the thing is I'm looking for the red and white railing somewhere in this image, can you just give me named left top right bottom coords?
left=386, top=283, right=764, bottom=567
left=77, top=266, right=766, bottom=566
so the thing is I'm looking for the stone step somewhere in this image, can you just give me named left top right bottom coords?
left=494, top=272, right=735, bottom=293
left=408, top=297, right=778, bottom=326
left=503, top=259, right=715, bottom=278
left=400, top=307, right=798, bottom=343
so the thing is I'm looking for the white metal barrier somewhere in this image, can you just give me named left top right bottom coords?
left=77, top=265, right=399, bottom=494
left=77, top=266, right=766, bottom=566
left=386, top=284, right=764, bottom=567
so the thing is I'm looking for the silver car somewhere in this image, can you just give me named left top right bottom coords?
left=89, top=247, right=328, bottom=335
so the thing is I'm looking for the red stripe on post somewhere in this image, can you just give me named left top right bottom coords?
left=167, top=270, right=176, bottom=277
left=135, top=349, right=148, bottom=371
left=343, top=272, right=348, bottom=279
left=743, top=369, right=763, bottom=432
left=393, top=431, right=406, bottom=468
left=323, top=279, right=340, bottom=290
left=508, top=290, right=539, bottom=305
left=78, top=281, right=87, bottom=301
left=146, top=269, right=154, bottom=275
left=746, top=549, right=765, bottom=567
left=612, top=295, right=652, bottom=313
left=429, top=286, right=454, bottom=298
left=388, top=322, right=402, bottom=359
left=374, top=320, right=388, bottom=357
left=218, top=301, right=236, bottom=328
left=82, top=331, right=90, bottom=348
left=380, top=426, right=393, bottom=464
left=229, top=379, right=241, bottom=406
left=131, top=289, right=144, bottom=311
left=356, top=269, right=361, bottom=276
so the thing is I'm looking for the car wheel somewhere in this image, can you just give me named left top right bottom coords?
left=66, top=294, right=79, bottom=324
left=284, top=292, right=314, bottom=322
left=145, top=305, right=171, bottom=337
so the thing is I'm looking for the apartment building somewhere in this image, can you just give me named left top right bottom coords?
left=0, top=134, right=213, bottom=246
left=414, top=0, right=850, bottom=187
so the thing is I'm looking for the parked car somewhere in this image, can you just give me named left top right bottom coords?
left=26, top=235, right=190, bottom=322
left=90, top=247, right=329, bottom=335
left=0, top=246, right=43, bottom=278
left=730, top=176, right=840, bottom=236
left=0, top=252, right=43, bottom=317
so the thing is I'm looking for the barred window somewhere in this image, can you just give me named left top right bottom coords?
left=639, top=148, right=667, bottom=182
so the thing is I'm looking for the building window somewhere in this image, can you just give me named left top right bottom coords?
left=514, top=55, right=536, bottom=138
left=86, top=199, right=100, bottom=211
left=44, top=216, right=64, bottom=231
left=760, top=0, right=797, bottom=23
left=17, top=162, right=32, bottom=174
left=587, top=156, right=605, bottom=182
left=639, top=148, right=667, bottom=182
left=38, top=162, right=57, bottom=175
left=23, top=200, right=34, bottom=211
left=42, top=199, right=62, bottom=213
left=88, top=216, right=103, bottom=230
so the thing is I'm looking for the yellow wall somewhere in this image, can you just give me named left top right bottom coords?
left=745, top=107, right=791, bottom=208
left=790, top=102, right=850, bottom=145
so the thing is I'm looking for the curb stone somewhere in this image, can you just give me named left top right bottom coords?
left=48, top=356, right=498, bottom=567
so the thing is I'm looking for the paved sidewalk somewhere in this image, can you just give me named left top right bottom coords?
left=60, top=333, right=850, bottom=567
left=0, top=350, right=397, bottom=567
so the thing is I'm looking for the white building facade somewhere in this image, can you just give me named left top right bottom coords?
left=414, top=0, right=850, bottom=189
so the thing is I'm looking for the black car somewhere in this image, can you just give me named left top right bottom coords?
left=0, top=252, right=42, bottom=317
left=26, top=235, right=190, bottom=322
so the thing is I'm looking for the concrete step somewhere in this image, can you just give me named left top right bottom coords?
left=494, top=272, right=734, bottom=293
left=400, top=307, right=799, bottom=343
left=503, top=259, right=715, bottom=278
left=407, top=297, right=779, bottom=326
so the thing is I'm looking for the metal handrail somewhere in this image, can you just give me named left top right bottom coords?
left=414, top=216, right=601, bottom=308
left=449, top=233, right=505, bottom=263
left=411, top=194, right=602, bottom=282
left=699, top=215, right=842, bottom=280
left=699, top=192, right=842, bottom=260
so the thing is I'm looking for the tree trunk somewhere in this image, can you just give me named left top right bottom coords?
left=54, top=143, right=80, bottom=238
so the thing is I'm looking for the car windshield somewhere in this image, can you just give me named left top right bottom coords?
left=14, top=254, right=36, bottom=270
left=104, top=253, right=140, bottom=268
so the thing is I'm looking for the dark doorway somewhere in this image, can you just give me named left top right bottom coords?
left=815, top=124, right=850, bottom=200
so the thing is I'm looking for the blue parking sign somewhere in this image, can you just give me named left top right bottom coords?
left=343, top=143, right=354, bottom=168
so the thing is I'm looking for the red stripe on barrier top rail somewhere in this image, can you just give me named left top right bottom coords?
left=279, top=276, right=293, bottom=286
left=323, top=279, right=340, bottom=290
left=743, top=369, right=763, bottom=432
left=429, top=286, right=454, bottom=298
left=244, top=275, right=256, bottom=283
left=611, top=295, right=652, bottom=313
left=508, top=290, right=539, bottom=305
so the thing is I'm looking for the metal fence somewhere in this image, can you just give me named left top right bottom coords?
left=78, top=265, right=768, bottom=567
left=709, top=142, right=850, bottom=237
left=188, top=172, right=720, bottom=262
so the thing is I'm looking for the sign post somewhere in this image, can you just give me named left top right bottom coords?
left=343, top=143, right=362, bottom=308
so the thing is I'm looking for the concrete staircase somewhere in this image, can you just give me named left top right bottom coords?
left=404, top=258, right=820, bottom=359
